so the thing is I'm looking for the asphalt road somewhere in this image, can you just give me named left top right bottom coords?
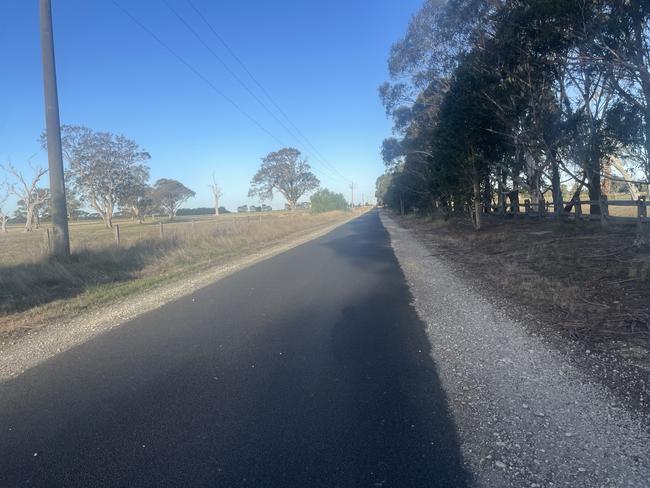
left=0, top=211, right=468, bottom=487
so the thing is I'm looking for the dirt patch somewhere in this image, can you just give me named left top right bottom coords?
left=392, top=213, right=650, bottom=414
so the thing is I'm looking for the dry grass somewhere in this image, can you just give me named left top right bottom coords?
left=0, top=211, right=350, bottom=335
left=398, top=213, right=650, bottom=351
left=0, top=212, right=306, bottom=266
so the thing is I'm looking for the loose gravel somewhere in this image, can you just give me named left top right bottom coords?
left=381, top=212, right=650, bottom=488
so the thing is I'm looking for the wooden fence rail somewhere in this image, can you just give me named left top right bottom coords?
left=499, top=195, right=650, bottom=228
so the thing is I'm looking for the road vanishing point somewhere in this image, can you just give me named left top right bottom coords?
left=0, top=211, right=468, bottom=487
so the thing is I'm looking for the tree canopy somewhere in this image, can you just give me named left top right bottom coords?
left=54, top=125, right=150, bottom=228
left=377, top=0, right=650, bottom=227
left=249, top=148, right=320, bottom=210
left=151, top=178, right=195, bottom=220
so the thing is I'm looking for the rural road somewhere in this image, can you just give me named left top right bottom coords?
left=0, top=211, right=469, bottom=487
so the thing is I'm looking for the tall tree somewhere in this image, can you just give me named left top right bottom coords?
left=15, top=188, right=51, bottom=228
left=54, top=126, right=150, bottom=228
left=151, top=179, right=195, bottom=220
left=249, top=148, right=320, bottom=210
left=598, top=0, right=650, bottom=192
left=1, top=162, right=49, bottom=232
left=65, top=189, right=83, bottom=221
left=209, top=173, right=223, bottom=216
left=121, top=184, right=153, bottom=223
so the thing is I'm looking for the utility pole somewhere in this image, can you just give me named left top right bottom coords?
left=40, top=0, right=70, bottom=256
left=361, top=193, right=365, bottom=207
left=350, top=182, right=355, bottom=208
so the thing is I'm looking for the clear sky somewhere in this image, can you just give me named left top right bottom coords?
left=1, top=0, right=421, bottom=211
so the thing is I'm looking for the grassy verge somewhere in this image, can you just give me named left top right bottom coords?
left=394, top=213, right=650, bottom=353
left=0, top=211, right=352, bottom=337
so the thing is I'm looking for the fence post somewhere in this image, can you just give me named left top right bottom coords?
left=574, top=196, right=582, bottom=220
left=114, top=224, right=120, bottom=246
left=638, top=196, right=647, bottom=232
left=46, top=227, right=52, bottom=254
left=159, top=221, right=164, bottom=239
left=524, top=199, right=531, bottom=217
left=600, top=195, right=609, bottom=228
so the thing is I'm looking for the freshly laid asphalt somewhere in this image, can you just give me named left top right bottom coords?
left=0, top=210, right=468, bottom=487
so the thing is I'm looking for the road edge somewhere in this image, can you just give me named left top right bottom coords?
left=379, top=210, right=650, bottom=487
left=0, top=212, right=363, bottom=382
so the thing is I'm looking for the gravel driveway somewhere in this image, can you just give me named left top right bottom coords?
left=381, top=212, right=650, bottom=488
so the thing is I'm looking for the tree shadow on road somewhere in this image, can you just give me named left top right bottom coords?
left=0, top=211, right=470, bottom=487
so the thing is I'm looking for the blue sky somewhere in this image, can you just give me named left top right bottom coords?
left=1, top=0, right=421, bottom=211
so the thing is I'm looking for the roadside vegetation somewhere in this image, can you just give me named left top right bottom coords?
left=0, top=210, right=351, bottom=337
left=398, top=214, right=650, bottom=350
left=377, top=0, right=650, bottom=229
left=0, top=130, right=353, bottom=337
left=310, top=189, right=349, bottom=213
left=376, top=1, right=650, bottom=362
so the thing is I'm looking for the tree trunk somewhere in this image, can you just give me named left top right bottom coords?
left=564, top=172, right=587, bottom=213
left=587, top=160, right=602, bottom=215
left=99, top=207, right=112, bottom=228
left=24, top=207, right=34, bottom=232
left=482, top=173, right=492, bottom=214
left=525, top=152, right=542, bottom=213
left=609, top=157, right=640, bottom=200
left=1, top=217, right=7, bottom=233
left=601, top=158, right=612, bottom=196
left=471, top=179, right=482, bottom=230
left=496, top=169, right=507, bottom=214
left=551, top=156, right=563, bottom=217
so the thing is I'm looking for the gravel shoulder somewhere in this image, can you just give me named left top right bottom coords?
left=0, top=215, right=358, bottom=382
left=380, top=211, right=650, bottom=488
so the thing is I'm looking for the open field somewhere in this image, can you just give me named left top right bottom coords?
left=0, top=210, right=355, bottom=336
left=0, top=211, right=307, bottom=266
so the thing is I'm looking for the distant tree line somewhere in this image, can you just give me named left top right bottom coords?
left=1, top=137, right=340, bottom=234
left=377, top=0, right=650, bottom=229
left=1, top=126, right=216, bottom=232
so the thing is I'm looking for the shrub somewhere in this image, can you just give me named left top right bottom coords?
left=310, top=189, right=349, bottom=213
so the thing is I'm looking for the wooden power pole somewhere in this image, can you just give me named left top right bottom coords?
left=40, top=0, right=70, bottom=256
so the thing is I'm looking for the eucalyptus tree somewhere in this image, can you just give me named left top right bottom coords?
left=599, top=0, right=650, bottom=193
left=152, top=179, right=195, bottom=220
left=248, top=148, right=319, bottom=210
left=1, top=162, right=49, bottom=232
left=55, top=126, right=151, bottom=228
left=209, top=173, right=223, bottom=216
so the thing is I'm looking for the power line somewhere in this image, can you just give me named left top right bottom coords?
left=111, top=0, right=285, bottom=148
left=166, top=0, right=348, bottom=185
left=186, top=0, right=351, bottom=184
left=112, top=1, right=347, bottom=186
